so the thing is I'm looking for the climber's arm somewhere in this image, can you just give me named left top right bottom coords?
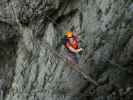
left=66, top=42, right=83, bottom=53
left=68, top=46, right=82, bottom=53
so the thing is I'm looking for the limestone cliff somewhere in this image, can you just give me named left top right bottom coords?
left=0, top=0, right=133, bottom=100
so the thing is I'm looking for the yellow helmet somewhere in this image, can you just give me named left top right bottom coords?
left=66, top=31, right=73, bottom=38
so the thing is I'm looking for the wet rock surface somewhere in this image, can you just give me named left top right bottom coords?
left=0, top=0, right=132, bottom=100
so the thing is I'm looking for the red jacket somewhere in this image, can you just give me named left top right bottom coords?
left=65, top=38, right=78, bottom=49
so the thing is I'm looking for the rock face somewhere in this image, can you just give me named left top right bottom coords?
left=0, top=0, right=132, bottom=100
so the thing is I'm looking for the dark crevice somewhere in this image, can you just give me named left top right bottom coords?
left=55, top=9, right=79, bottom=25
left=0, top=22, right=19, bottom=98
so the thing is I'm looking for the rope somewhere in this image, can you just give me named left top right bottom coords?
left=10, top=0, right=23, bottom=32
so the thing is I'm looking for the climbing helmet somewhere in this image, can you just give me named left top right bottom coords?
left=66, top=31, right=73, bottom=38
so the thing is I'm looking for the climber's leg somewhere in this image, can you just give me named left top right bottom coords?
left=64, top=53, right=77, bottom=64
left=75, top=54, right=80, bottom=64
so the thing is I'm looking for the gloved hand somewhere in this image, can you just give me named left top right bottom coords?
left=79, top=48, right=83, bottom=52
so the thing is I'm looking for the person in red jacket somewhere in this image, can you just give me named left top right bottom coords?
left=64, top=31, right=83, bottom=64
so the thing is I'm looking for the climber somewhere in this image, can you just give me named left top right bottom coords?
left=64, top=31, right=83, bottom=64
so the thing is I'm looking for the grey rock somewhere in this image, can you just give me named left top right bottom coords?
left=0, top=0, right=132, bottom=100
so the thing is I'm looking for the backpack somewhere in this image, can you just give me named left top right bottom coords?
left=63, top=35, right=67, bottom=45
